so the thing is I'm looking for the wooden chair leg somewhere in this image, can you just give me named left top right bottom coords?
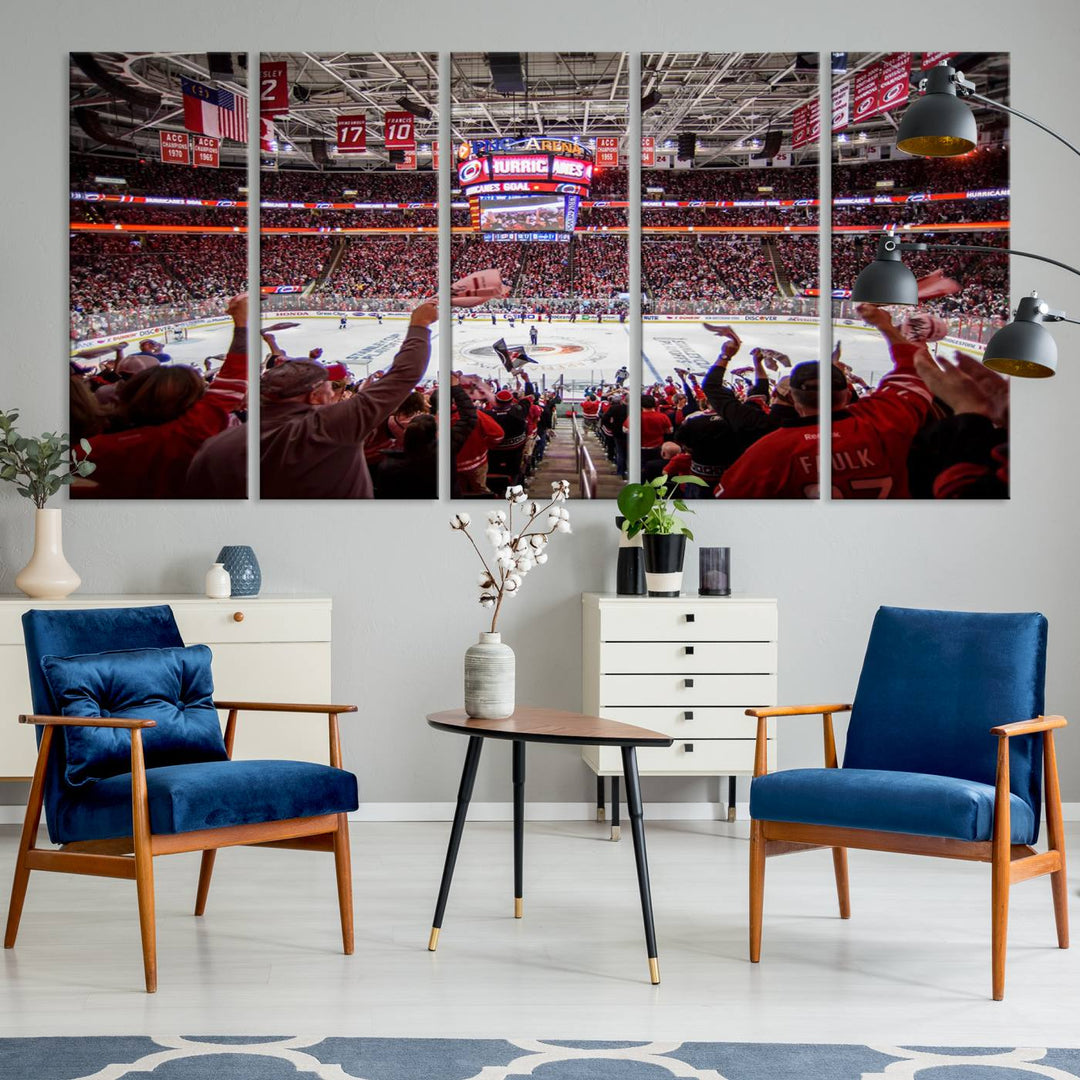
left=832, top=847, right=851, bottom=919
left=131, top=732, right=157, bottom=993
left=4, top=727, right=53, bottom=950
left=1044, top=731, right=1070, bottom=949
left=333, top=813, right=354, bottom=955
left=749, top=819, right=765, bottom=963
left=194, top=850, right=216, bottom=917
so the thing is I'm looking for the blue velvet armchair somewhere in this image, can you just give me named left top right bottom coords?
left=747, top=606, right=1068, bottom=1000
left=4, top=605, right=360, bottom=992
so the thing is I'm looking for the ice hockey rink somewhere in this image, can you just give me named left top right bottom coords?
left=89, top=312, right=979, bottom=395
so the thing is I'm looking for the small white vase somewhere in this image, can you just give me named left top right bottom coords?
left=15, top=508, right=81, bottom=600
left=464, top=631, right=515, bottom=719
left=204, top=562, right=231, bottom=599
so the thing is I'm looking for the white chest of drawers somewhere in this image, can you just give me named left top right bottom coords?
left=0, top=594, right=333, bottom=781
left=582, top=593, right=778, bottom=823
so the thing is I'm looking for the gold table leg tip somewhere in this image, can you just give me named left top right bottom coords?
left=610, top=826, right=621, bottom=842
left=428, top=927, right=440, bottom=951
left=597, top=808, right=606, bottom=822
left=514, top=898, right=523, bottom=919
left=648, top=957, right=660, bottom=984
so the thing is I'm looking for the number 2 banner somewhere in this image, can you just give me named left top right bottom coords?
left=260, top=61, right=289, bottom=116
left=336, top=115, right=367, bottom=154
left=384, top=111, right=416, bottom=150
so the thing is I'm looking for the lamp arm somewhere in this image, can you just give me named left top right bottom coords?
left=921, top=243, right=1080, bottom=280
left=966, top=91, right=1080, bottom=160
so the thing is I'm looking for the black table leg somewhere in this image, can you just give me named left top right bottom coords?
left=429, top=735, right=484, bottom=951
left=728, top=775, right=738, bottom=823
left=596, top=774, right=606, bottom=823
left=610, top=775, right=621, bottom=841
left=621, top=745, right=660, bottom=984
left=513, top=740, right=525, bottom=919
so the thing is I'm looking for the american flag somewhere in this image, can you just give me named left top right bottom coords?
left=181, top=76, right=248, bottom=144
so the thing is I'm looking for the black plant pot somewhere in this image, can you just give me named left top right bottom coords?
left=642, top=533, right=687, bottom=597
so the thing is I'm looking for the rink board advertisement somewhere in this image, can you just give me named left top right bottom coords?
left=69, top=51, right=249, bottom=500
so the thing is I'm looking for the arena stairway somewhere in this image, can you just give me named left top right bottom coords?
left=764, top=238, right=796, bottom=298
left=313, top=237, right=349, bottom=291
left=528, top=415, right=623, bottom=500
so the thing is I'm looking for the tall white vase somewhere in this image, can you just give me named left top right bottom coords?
left=15, top=508, right=81, bottom=600
left=464, top=631, right=515, bottom=719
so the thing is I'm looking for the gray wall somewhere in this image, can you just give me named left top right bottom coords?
left=2, top=2, right=1079, bottom=807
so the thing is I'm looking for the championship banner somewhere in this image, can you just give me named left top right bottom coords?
left=875, top=52, right=912, bottom=115
left=259, top=61, right=289, bottom=116
left=791, top=99, right=820, bottom=150
left=641, top=136, right=656, bottom=167
left=595, top=136, right=619, bottom=168
left=432, top=139, right=439, bottom=170
left=260, top=116, right=277, bottom=153
left=395, top=148, right=417, bottom=171
left=159, top=130, right=190, bottom=165
left=384, top=111, right=416, bottom=150
left=336, top=115, right=367, bottom=154
left=832, top=80, right=850, bottom=132
left=921, top=51, right=958, bottom=70
left=851, top=64, right=881, bottom=125
left=192, top=135, right=219, bottom=168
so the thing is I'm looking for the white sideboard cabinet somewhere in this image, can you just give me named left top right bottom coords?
left=0, top=594, right=334, bottom=780
left=582, top=592, right=778, bottom=836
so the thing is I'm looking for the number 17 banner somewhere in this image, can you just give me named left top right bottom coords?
left=384, top=111, right=416, bottom=150
left=336, top=115, right=367, bottom=154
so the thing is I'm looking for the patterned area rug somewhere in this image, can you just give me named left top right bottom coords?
left=3, top=1038, right=1080, bottom=1079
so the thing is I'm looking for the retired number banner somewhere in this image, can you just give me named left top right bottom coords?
left=159, top=130, right=190, bottom=165
left=336, top=115, right=367, bottom=154
left=595, top=136, right=619, bottom=168
left=395, top=148, right=417, bottom=171
left=193, top=135, right=220, bottom=168
left=259, top=61, right=289, bottom=116
left=384, top=111, right=416, bottom=150
left=641, top=136, right=655, bottom=167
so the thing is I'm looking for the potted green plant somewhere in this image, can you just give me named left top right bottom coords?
left=617, top=475, right=707, bottom=596
left=0, top=409, right=96, bottom=599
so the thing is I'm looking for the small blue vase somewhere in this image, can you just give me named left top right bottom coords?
left=216, top=545, right=261, bottom=597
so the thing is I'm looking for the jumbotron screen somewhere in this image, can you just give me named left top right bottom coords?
left=479, top=195, right=566, bottom=232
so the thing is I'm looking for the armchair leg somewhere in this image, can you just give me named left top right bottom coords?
left=749, top=819, right=765, bottom=963
left=991, top=736, right=1011, bottom=1001
left=194, top=850, right=216, bottom=916
left=333, top=813, right=354, bottom=955
left=5, top=727, right=52, bottom=950
left=131, top=731, right=157, bottom=993
left=832, top=848, right=851, bottom=919
left=1044, top=731, right=1070, bottom=950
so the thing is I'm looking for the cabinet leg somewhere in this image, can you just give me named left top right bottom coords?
left=610, top=776, right=621, bottom=841
left=727, top=776, right=737, bottom=823
left=596, top=775, right=605, bottom=823
left=429, top=735, right=483, bottom=951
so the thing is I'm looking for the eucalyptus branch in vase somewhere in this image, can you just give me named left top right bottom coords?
left=451, top=480, right=572, bottom=634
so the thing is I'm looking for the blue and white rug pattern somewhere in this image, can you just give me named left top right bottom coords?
left=3, top=1037, right=1079, bottom=1080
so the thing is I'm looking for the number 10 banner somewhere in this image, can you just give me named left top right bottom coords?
left=384, top=111, right=416, bottom=150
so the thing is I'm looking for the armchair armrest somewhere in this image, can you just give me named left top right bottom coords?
left=19, top=713, right=157, bottom=729
left=213, top=701, right=358, bottom=714
left=990, top=715, right=1067, bottom=738
left=746, top=704, right=852, bottom=778
left=745, top=703, right=852, bottom=719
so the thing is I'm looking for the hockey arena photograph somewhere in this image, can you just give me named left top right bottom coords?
left=4, top=3, right=1080, bottom=1077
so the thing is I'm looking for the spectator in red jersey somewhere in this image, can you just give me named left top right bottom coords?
left=716, top=305, right=935, bottom=500
left=639, top=396, right=673, bottom=469
left=454, top=376, right=506, bottom=496
left=73, top=293, right=248, bottom=499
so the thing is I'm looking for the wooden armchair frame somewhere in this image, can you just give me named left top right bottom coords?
left=4, top=700, right=358, bottom=993
left=747, top=703, right=1069, bottom=1001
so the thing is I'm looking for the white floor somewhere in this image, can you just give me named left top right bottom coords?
left=1, top=819, right=1077, bottom=1046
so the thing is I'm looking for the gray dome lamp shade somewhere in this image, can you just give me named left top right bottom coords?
left=896, top=64, right=978, bottom=157
left=850, top=236, right=919, bottom=306
left=983, top=295, right=1059, bottom=378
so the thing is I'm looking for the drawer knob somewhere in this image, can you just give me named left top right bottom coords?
left=685, top=613, right=695, bottom=623
left=684, top=710, right=694, bottom=721
left=684, top=743, right=694, bottom=752
left=233, top=611, right=245, bottom=623
left=684, top=645, right=695, bottom=655
left=684, top=678, right=694, bottom=689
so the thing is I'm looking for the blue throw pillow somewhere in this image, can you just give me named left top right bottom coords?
left=40, top=644, right=229, bottom=786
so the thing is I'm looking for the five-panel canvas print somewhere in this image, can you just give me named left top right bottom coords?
left=67, top=51, right=1010, bottom=501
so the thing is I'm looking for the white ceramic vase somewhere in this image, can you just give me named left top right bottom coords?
left=204, top=562, right=231, bottom=599
left=464, top=631, right=515, bottom=719
left=15, top=508, right=81, bottom=600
